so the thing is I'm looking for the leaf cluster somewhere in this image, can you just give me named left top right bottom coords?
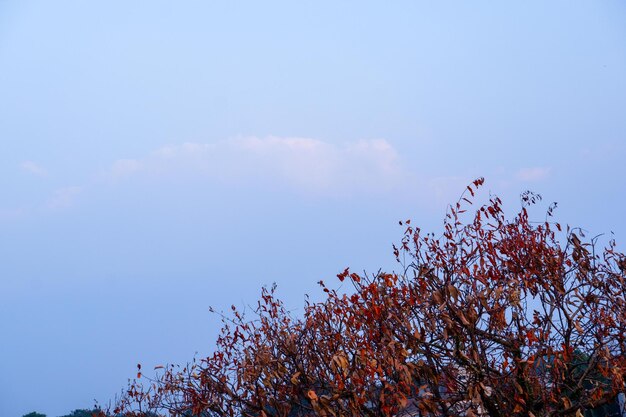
left=112, top=180, right=626, bottom=417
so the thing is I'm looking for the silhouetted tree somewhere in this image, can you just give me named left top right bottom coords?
left=58, top=409, right=105, bottom=417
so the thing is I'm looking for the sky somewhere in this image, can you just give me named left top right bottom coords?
left=1, top=1, right=625, bottom=416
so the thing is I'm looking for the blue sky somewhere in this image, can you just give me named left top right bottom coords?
left=1, top=1, right=625, bottom=416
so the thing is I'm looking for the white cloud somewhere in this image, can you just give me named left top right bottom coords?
left=109, top=158, right=143, bottom=178
left=515, top=167, right=551, bottom=182
left=46, top=186, right=82, bottom=209
left=20, top=161, right=48, bottom=177
left=105, top=137, right=409, bottom=195
left=0, top=207, right=25, bottom=220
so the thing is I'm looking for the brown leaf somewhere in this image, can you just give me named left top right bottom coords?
left=290, top=371, right=301, bottom=385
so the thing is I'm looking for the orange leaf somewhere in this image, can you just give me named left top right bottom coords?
left=307, top=390, right=318, bottom=401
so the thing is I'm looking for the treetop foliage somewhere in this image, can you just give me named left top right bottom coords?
left=112, top=179, right=626, bottom=417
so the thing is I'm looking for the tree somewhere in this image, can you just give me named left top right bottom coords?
left=58, top=409, right=106, bottom=417
left=113, top=179, right=626, bottom=417
left=22, top=413, right=46, bottom=417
